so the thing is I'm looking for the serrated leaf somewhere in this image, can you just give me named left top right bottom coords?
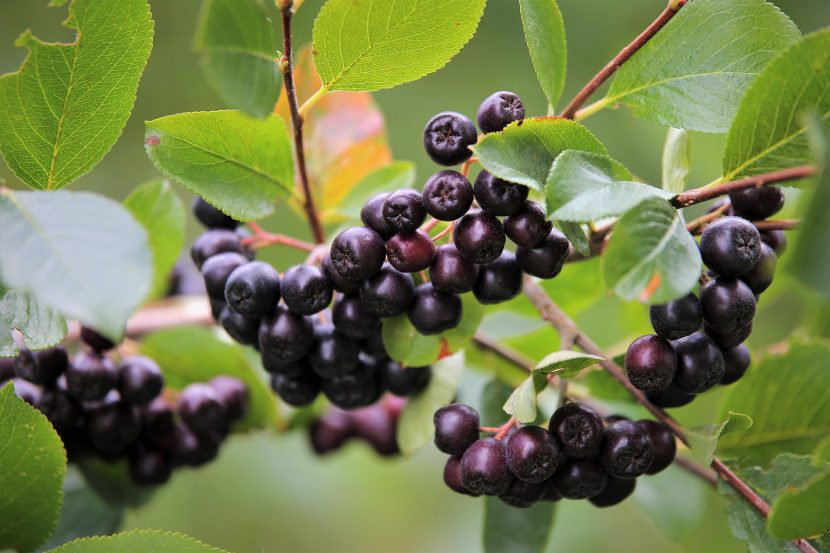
left=723, top=29, right=830, bottom=182
left=557, top=221, right=590, bottom=256
left=604, top=0, right=800, bottom=133
left=0, top=0, right=153, bottom=190
left=312, top=0, right=485, bottom=92
left=0, top=289, right=67, bottom=358
left=767, top=457, right=830, bottom=540
left=337, top=162, right=416, bottom=220
left=397, top=351, right=465, bottom=455
left=661, top=128, right=690, bottom=194
left=519, top=0, right=566, bottom=108
left=0, top=383, right=67, bottom=553
left=0, top=190, right=151, bottom=341
left=194, top=0, right=281, bottom=118
left=145, top=110, right=294, bottom=221
left=43, top=530, right=228, bottom=553
left=471, top=118, right=606, bottom=191
left=718, top=479, right=799, bottom=553
left=502, top=372, right=546, bottom=424
left=482, top=498, right=556, bottom=553
left=124, top=180, right=186, bottom=301
left=686, top=411, right=753, bottom=465
left=75, top=458, right=153, bottom=509
left=603, top=197, right=702, bottom=304
left=546, top=150, right=672, bottom=222
left=534, top=350, right=603, bottom=378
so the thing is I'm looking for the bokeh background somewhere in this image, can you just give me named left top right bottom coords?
left=3, top=1, right=830, bottom=552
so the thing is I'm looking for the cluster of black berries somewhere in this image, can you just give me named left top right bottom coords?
left=433, top=402, right=675, bottom=508
left=625, top=187, right=787, bottom=408
left=309, top=395, right=405, bottom=457
left=190, top=197, right=433, bottom=411
left=0, top=327, right=248, bottom=486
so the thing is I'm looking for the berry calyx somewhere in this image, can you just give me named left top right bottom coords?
left=699, top=217, right=762, bottom=277
left=281, top=264, right=333, bottom=316
left=383, top=188, right=427, bottom=233
left=549, top=402, right=604, bottom=458
left=423, top=112, right=477, bottom=166
left=598, top=420, right=655, bottom=479
left=330, top=227, right=386, bottom=281
left=224, top=261, right=281, bottom=318
left=422, top=170, right=474, bottom=221
left=505, top=425, right=562, bottom=483
left=322, top=255, right=361, bottom=294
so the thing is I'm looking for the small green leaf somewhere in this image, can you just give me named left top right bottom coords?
left=661, top=128, right=690, bottom=194
left=0, top=289, right=67, bottom=358
left=519, top=0, right=566, bottom=108
left=480, top=378, right=514, bottom=427
left=0, top=383, right=67, bottom=553
left=44, top=530, right=229, bottom=553
left=557, top=221, right=590, bottom=257
left=768, top=459, right=830, bottom=540
left=76, top=458, right=153, bottom=509
left=145, top=111, right=294, bottom=221
left=312, top=0, right=485, bottom=92
left=471, top=118, right=606, bottom=191
left=534, top=350, right=603, bottom=378
left=483, top=494, right=556, bottom=553
left=337, top=162, right=416, bottom=219
left=686, top=411, right=753, bottom=465
left=503, top=372, right=546, bottom=424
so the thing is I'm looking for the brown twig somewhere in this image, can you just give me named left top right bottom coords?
left=752, top=219, right=800, bottom=231
left=473, top=333, right=534, bottom=371
left=672, top=165, right=816, bottom=208
left=685, top=202, right=732, bottom=233
left=243, top=222, right=317, bottom=252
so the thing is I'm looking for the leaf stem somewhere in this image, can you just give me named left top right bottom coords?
left=572, top=97, right=612, bottom=122
left=243, top=222, right=317, bottom=252
left=298, top=85, right=329, bottom=120
left=672, top=165, right=816, bottom=208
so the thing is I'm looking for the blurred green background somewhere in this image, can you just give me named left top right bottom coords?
left=3, top=1, right=829, bottom=552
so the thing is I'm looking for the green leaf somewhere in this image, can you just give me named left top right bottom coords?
left=124, top=180, right=186, bottom=301
left=685, top=411, right=753, bottom=465
left=723, top=28, right=830, bottom=182
left=482, top=495, right=556, bottom=553
left=312, top=0, right=485, bottom=92
left=0, top=289, right=67, bottom=358
left=397, top=351, right=465, bottom=455
left=0, top=190, right=151, bottom=341
left=718, top=340, right=830, bottom=466
left=546, top=150, right=671, bottom=222
left=139, top=326, right=279, bottom=432
left=718, top=479, right=799, bottom=553
left=661, top=128, right=690, bottom=194
left=0, top=0, right=153, bottom=190
left=604, top=0, right=800, bottom=133
left=767, top=457, right=830, bottom=540
left=519, top=0, right=566, bottom=108
left=557, top=221, right=590, bottom=257
left=534, top=350, right=603, bottom=378
left=0, top=383, right=67, bottom=553
left=145, top=111, right=294, bottom=221
left=480, top=378, right=513, bottom=426
left=502, top=372, right=546, bottom=424
left=633, top=464, right=707, bottom=541
left=194, top=0, right=281, bottom=118
left=603, top=197, right=702, bottom=304
left=76, top=458, right=153, bottom=509
left=43, top=530, right=229, bottom=553
left=581, top=369, right=637, bottom=404
left=337, top=161, right=416, bottom=220
left=471, top=118, right=606, bottom=191
left=442, top=295, right=486, bottom=352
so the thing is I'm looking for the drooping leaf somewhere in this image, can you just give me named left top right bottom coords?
left=337, top=162, right=417, bottom=220
left=557, top=221, right=590, bottom=256
left=633, top=464, right=707, bottom=542
left=604, top=0, right=800, bottom=133
left=534, top=350, right=603, bottom=378
left=685, top=411, right=753, bottom=465
left=0, top=383, right=67, bottom=553
left=603, top=197, right=702, bottom=304
left=194, top=0, right=281, bottom=118
left=43, top=530, right=229, bottom=553
left=480, top=378, right=514, bottom=427
left=145, top=110, right=294, bottom=221
left=0, top=289, right=67, bottom=358
left=312, top=0, right=486, bottom=92
left=76, top=458, right=153, bottom=509
left=483, top=497, right=556, bottom=553
left=0, top=190, right=151, bottom=341
left=502, top=372, right=546, bottom=424
left=661, top=128, right=690, bottom=194
left=0, top=0, right=153, bottom=190
left=519, top=0, right=566, bottom=108
left=765, top=455, right=830, bottom=540
left=471, top=118, right=606, bottom=191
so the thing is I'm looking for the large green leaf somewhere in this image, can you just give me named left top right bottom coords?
left=686, top=411, right=753, bottom=466
left=661, top=128, right=690, bottom=194
left=0, top=0, right=153, bottom=190
left=0, top=190, right=151, bottom=341
left=312, top=0, right=485, bottom=92
left=718, top=479, right=799, bottom=553
left=0, top=289, right=67, bottom=358
left=194, top=0, right=281, bottom=118
left=519, top=0, right=566, bottom=108
left=0, top=383, right=67, bottom=553
left=723, top=29, right=830, bottom=181
left=604, top=0, right=800, bottom=132
left=603, top=197, right=702, bottom=304
left=44, top=530, right=228, bottom=553
left=471, top=118, right=606, bottom=191
left=145, top=111, right=294, bottom=221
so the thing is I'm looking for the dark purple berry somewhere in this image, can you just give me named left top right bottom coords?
left=638, top=420, right=676, bottom=475
left=429, top=245, right=478, bottom=294
left=270, top=371, right=321, bottom=407
left=190, top=230, right=246, bottom=269
left=209, top=376, right=249, bottom=421
left=117, top=356, right=163, bottom=406
left=516, top=229, right=570, bottom=279
left=361, top=331, right=387, bottom=357
left=551, top=458, right=607, bottom=500
left=505, top=425, right=562, bottom=483
left=169, top=423, right=220, bottom=467
left=473, top=251, right=522, bottom=304
left=383, top=188, right=426, bottom=233
left=453, top=210, right=505, bottom=264
left=322, top=255, right=361, bottom=294
left=504, top=201, right=552, bottom=248
left=218, top=305, right=260, bottom=345
left=309, top=409, right=354, bottom=455
left=330, top=227, right=386, bottom=281
left=646, top=384, right=695, bottom=409
left=201, top=252, right=248, bottom=300
left=705, top=321, right=753, bottom=350
left=86, top=401, right=141, bottom=455
left=360, top=192, right=395, bottom=240
left=14, top=346, right=68, bottom=385
left=423, top=112, right=477, bottom=166
left=624, top=335, right=676, bottom=392
left=258, top=306, right=315, bottom=363
left=129, top=449, right=172, bottom=486
left=332, top=295, right=381, bottom=340
left=308, top=324, right=360, bottom=378
left=192, top=196, right=239, bottom=229
left=434, top=403, right=480, bottom=455
left=477, top=91, right=525, bottom=133
left=589, top=476, right=636, bottom=508
left=140, top=397, right=175, bottom=440
left=281, top=264, right=333, bottom=316
left=761, top=230, right=787, bottom=256
left=178, top=383, right=227, bottom=433
left=599, top=420, right=655, bottom=479
left=474, top=171, right=528, bottom=216
left=322, top=363, right=380, bottom=409
left=224, top=261, right=281, bottom=318
left=79, top=327, right=116, bottom=353
left=672, top=331, right=725, bottom=394
left=360, top=264, right=416, bottom=317
left=500, top=478, right=547, bottom=508
left=386, top=230, right=436, bottom=273
left=351, top=403, right=399, bottom=456
left=729, top=186, right=785, bottom=221
left=700, top=277, right=757, bottom=334
left=422, top=171, right=474, bottom=221
left=720, top=344, right=751, bottom=385
left=700, top=217, right=761, bottom=277
left=741, top=242, right=776, bottom=294
left=261, top=352, right=307, bottom=377
left=380, top=360, right=431, bottom=396
left=460, top=438, right=513, bottom=496
left=408, top=283, right=462, bottom=335
left=65, top=352, right=118, bottom=401
left=549, top=402, right=604, bottom=458
left=444, top=455, right=479, bottom=496
left=36, top=387, right=82, bottom=429
left=0, top=358, right=15, bottom=384
left=649, top=293, right=703, bottom=340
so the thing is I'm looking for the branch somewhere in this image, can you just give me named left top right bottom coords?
left=672, top=165, right=816, bottom=208
left=243, top=222, right=317, bottom=252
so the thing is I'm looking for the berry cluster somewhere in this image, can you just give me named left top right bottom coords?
left=0, top=328, right=248, bottom=486
left=433, top=402, right=675, bottom=508
left=309, top=396, right=406, bottom=457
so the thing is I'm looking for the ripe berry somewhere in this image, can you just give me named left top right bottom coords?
left=540, top=480, right=562, bottom=502
left=638, top=420, right=676, bottom=475
left=624, top=335, right=676, bottom=392
left=224, top=261, right=281, bottom=318
left=700, top=277, right=757, bottom=334
left=190, top=230, right=246, bottom=269
left=209, top=376, right=249, bottom=421
left=434, top=403, right=480, bottom=455
left=65, top=352, right=118, bottom=401
left=360, top=192, right=395, bottom=240
left=36, top=388, right=82, bottom=430
left=516, top=229, right=571, bottom=279
left=422, top=171, right=474, bottom=221
left=705, top=321, right=753, bottom=350
left=699, top=217, right=761, bottom=277
left=429, top=245, right=479, bottom=294
left=118, top=356, right=163, bottom=406
left=380, top=360, right=431, bottom=396
left=169, top=423, right=220, bottom=467
left=729, top=186, right=785, bottom=221
left=271, top=371, right=321, bottom=407
left=649, top=293, right=703, bottom=340
left=741, top=242, right=777, bottom=295
left=80, top=327, right=116, bottom=353
left=86, top=401, right=141, bottom=455
left=549, top=402, right=604, bottom=458
left=258, top=306, right=315, bottom=363
left=332, top=295, right=381, bottom=340
left=761, top=230, right=787, bottom=256
left=720, top=344, right=751, bottom=385
left=308, top=324, right=360, bottom=378
left=281, top=264, right=333, bottom=316
left=322, top=255, right=361, bottom=294
left=474, top=171, right=528, bottom=216
left=309, top=409, right=354, bottom=455
left=322, top=363, right=380, bottom=409
left=551, top=458, right=608, bottom=500
left=505, top=425, right=562, bottom=483
left=599, top=420, right=655, bottom=479
left=351, top=403, right=399, bottom=456
left=504, top=201, right=552, bottom=248
left=460, top=438, right=513, bottom=496
left=140, top=397, right=175, bottom=440
left=218, top=305, right=260, bottom=345
left=361, top=331, right=387, bottom=357
left=129, top=449, right=172, bottom=486
left=477, top=91, right=525, bottom=133
left=192, top=196, right=239, bottom=229
left=0, top=358, right=14, bottom=384
left=588, top=476, right=636, bottom=508
left=646, top=384, right=695, bottom=409
left=672, top=331, right=726, bottom=394
left=383, top=188, right=427, bottom=233
left=358, top=265, right=416, bottom=318
left=330, top=227, right=386, bottom=281
left=500, top=478, right=547, bottom=509
left=210, top=298, right=226, bottom=320
left=14, top=346, right=68, bottom=385
left=444, top=455, right=479, bottom=496
left=423, top=112, right=477, bottom=166
left=453, top=210, right=506, bottom=264
left=386, top=230, right=436, bottom=273
left=473, top=252, right=522, bottom=304
left=261, top=352, right=307, bottom=377
left=408, top=283, right=462, bottom=335
left=179, top=383, right=227, bottom=433
left=201, top=252, right=249, bottom=300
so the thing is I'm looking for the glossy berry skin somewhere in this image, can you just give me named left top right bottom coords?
left=309, top=409, right=354, bottom=455
left=741, top=242, right=777, bottom=294
left=308, top=324, right=360, bottom=378
left=261, top=353, right=306, bottom=378
left=408, top=283, right=462, bottom=335
left=473, top=252, right=523, bottom=305
left=386, top=230, right=436, bottom=273
left=14, top=346, right=68, bottom=385
left=549, top=402, right=604, bottom=458
left=190, top=230, right=246, bottom=269
left=504, top=201, right=552, bottom=248
left=359, top=265, right=415, bottom=317
left=80, top=327, right=116, bottom=353
left=65, top=352, right=118, bottom=401
left=551, top=458, right=608, bottom=500
left=589, top=476, right=636, bottom=508
left=729, top=186, right=785, bottom=221
left=505, top=425, right=562, bottom=483
left=422, top=171, right=474, bottom=221
left=429, top=245, right=479, bottom=294
left=516, top=229, right=571, bottom=279
left=86, top=401, right=141, bottom=455
left=209, top=376, right=249, bottom=421
left=322, top=255, right=361, bottom=294
left=638, top=420, right=676, bottom=475
left=380, top=361, right=431, bottom=396
left=624, top=335, right=676, bottom=392
left=178, top=383, right=227, bottom=433
left=649, top=293, right=703, bottom=340
left=599, top=420, right=655, bottom=479
left=540, top=480, right=562, bottom=502
left=646, top=384, right=695, bottom=409
left=672, top=331, right=726, bottom=394
left=37, top=388, right=82, bottom=430
left=423, top=111, right=477, bottom=166
left=192, top=196, right=239, bottom=229
left=330, top=227, right=386, bottom=281
left=453, top=210, right=506, bottom=264
left=281, top=264, right=333, bottom=316
left=700, top=277, right=757, bottom=334
left=720, top=344, right=751, bottom=385
left=117, top=356, right=163, bottom=406
left=332, top=294, right=381, bottom=340
left=444, top=455, right=479, bottom=496
left=500, top=478, right=547, bottom=508
left=140, top=397, right=175, bottom=440
left=169, top=423, right=221, bottom=467
left=224, top=261, right=281, bottom=318
left=129, top=449, right=172, bottom=486
left=201, top=252, right=248, bottom=300
left=474, top=171, right=529, bottom=216
left=271, top=371, right=321, bottom=407
left=477, top=91, right=525, bottom=133
left=218, top=305, right=260, bottom=345
left=383, top=188, right=426, bottom=233
left=351, top=402, right=400, bottom=456
left=322, top=364, right=380, bottom=409
left=705, top=321, right=753, bottom=350
left=434, top=403, right=480, bottom=455
left=460, top=438, right=513, bottom=496
left=258, top=306, right=315, bottom=363
left=360, top=192, right=395, bottom=240
left=761, top=229, right=787, bottom=256
left=699, top=217, right=762, bottom=277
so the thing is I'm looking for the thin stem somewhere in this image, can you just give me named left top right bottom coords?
left=685, top=202, right=732, bottom=233
left=573, top=97, right=613, bottom=122
left=672, top=165, right=816, bottom=208
left=421, top=218, right=441, bottom=233
left=298, top=85, right=329, bottom=120
left=432, top=222, right=454, bottom=242
left=473, top=333, right=534, bottom=371
left=243, top=222, right=317, bottom=252
left=461, top=157, right=478, bottom=178
left=752, top=219, right=800, bottom=231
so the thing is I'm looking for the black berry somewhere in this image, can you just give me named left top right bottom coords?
left=474, top=170, right=528, bottom=216
left=473, top=252, right=523, bottom=304
left=261, top=352, right=307, bottom=377
left=423, top=112, right=477, bottom=166
left=422, top=171, right=474, bottom=221
left=79, top=327, right=116, bottom=353
left=649, top=293, right=703, bottom=340
left=386, top=230, right=436, bottom=273
left=129, top=448, right=172, bottom=486
left=761, top=230, right=787, bottom=256
left=309, top=409, right=354, bottom=455
left=551, top=458, right=608, bottom=500
left=699, top=217, right=762, bottom=277
left=359, top=265, right=416, bottom=317
left=429, top=245, right=479, bottom=294
left=140, top=397, right=175, bottom=440
left=322, top=255, right=361, bottom=294
left=516, top=229, right=571, bottom=279
left=599, top=420, right=655, bottom=479
left=380, top=360, right=431, bottom=396
left=624, top=335, right=676, bottom=392
left=308, top=324, right=360, bottom=378
left=270, top=371, right=321, bottom=406
left=504, top=201, right=552, bottom=249
left=434, top=403, right=480, bottom=455
left=588, top=476, right=636, bottom=508
left=218, top=305, right=260, bottom=345
left=192, top=196, right=239, bottom=229
left=117, top=356, right=163, bottom=406
left=477, top=91, right=525, bottom=133
left=332, top=294, right=381, bottom=340
left=322, top=363, right=380, bottom=409
left=65, top=352, right=118, bottom=401
left=505, top=425, right=562, bottom=483
left=672, top=331, right=726, bottom=394
left=453, top=210, right=505, bottom=264
left=190, top=229, right=246, bottom=269
left=37, top=387, right=82, bottom=430
left=179, top=383, right=227, bottom=433
left=646, top=384, right=695, bottom=409
left=729, top=186, right=785, bottom=221
left=549, top=402, right=604, bottom=458
left=720, top=344, right=751, bottom=385
left=201, top=252, right=248, bottom=300
left=281, top=264, right=333, bottom=316
left=638, top=420, right=676, bottom=475
left=360, top=192, right=395, bottom=240
left=258, top=306, right=315, bottom=363
left=14, top=346, right=68, bottom=385
left=460, top=438, right=513, bottom=496
left=86, top=400, right=141, bottom=455
left=444, top=455, right=479, bottom=496
left=741, top=242, right=777, bottom=294
left=383, top=188, right=427, bottom=233
left=209, top=376, right=249, bottom=421
left=351, top=402, right=400, bottom=456
left=700, top=277, right=757, bottom=334
left=500, top=478, right=547, bottom=508
left=330, top=227, right=386, bottom=281
left=224, top=261, right=281, bottom=318
left=408, top=283, right=462, bottom=335
left=705, top=321, right=753, bottom=350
